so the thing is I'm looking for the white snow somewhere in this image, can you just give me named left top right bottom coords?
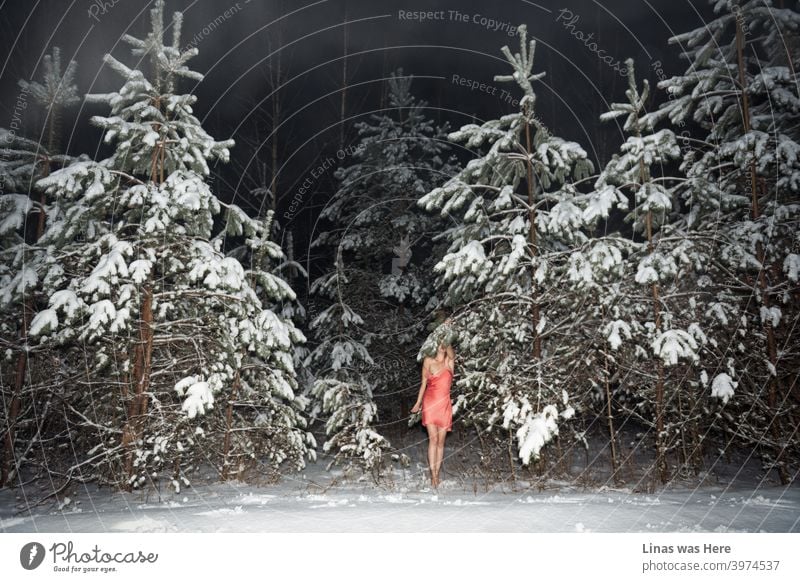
left=583, top=184, right=627, bottom=222
left=784, top=253, right=800, bottom=282
left=760, top=305, right=781, bottom=328
left=0, top=194, right=33, bottom=234
left=516, top=405, right=560, bottom=464
left=710, top=373, right=737, bottom=404
left=82, top=245, right=131, bottom=296
left=652, top=329, right=699, bottom=366
left=635, top=263, right=659, bottom=285
left=49, top=289, right=83, bottom=318
left=30, top=308, right=58, bottom=336
left=442, top=240, right=489, bottom=277
left=142, top=130, right=160, bottom=147
left=88, top=300, right=117, bottom=331
left=128, top=259, right=152, bottom=284
left=175, top=376, right=216, bottom=419
left=544, top=200, right=583, bottom=233
left=605, top=320, right=632, bottom=350
left=2, top=459, right=797, bottom=533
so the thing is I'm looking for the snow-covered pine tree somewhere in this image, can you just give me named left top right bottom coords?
left=226, top=152, right=316, bottom=477
left=17, top=47, right=81, bottom=157
left=306, top=71, right=456, bottom=474
left=215, top=208, right=315, bottom=482
left=231, top=169, right=313, bottom=414
left=596, top=59, right=732, bottom=484
left=641, top=0, right=800, bottom=483
left=305, top=250, right=390, bottom=476
left=417, top=25, right=605, bottom=468
left=28, top=0, right=314, bottom=490
left=273, top=229, right=313, bottom=392
left=0, top=47, right=79, bottom=487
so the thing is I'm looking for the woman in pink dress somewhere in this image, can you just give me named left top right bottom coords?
left=411, top=341, right=454, bottom=488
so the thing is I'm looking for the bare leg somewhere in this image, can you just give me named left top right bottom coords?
left=434, top=426, right=447, bottom=486
left=426, top=424, right=438, bottom=488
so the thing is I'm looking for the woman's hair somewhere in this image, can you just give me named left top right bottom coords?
left=434, top=309, right=449, bottom=324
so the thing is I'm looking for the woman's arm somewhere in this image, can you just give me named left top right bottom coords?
left=446, top=345, right=455, bottom=371
left=410, top=359, right=429, bottom=414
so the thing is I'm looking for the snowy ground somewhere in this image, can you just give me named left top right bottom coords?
left=2, top=457, right=798, bottom=533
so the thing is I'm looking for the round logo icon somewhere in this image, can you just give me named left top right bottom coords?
left=20, top=542, right=46, bottom=570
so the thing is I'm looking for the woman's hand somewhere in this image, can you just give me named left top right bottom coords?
left=410, top=401, right=421, bottom=414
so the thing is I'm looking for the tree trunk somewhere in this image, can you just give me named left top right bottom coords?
left=654, top=361, right=667, bottom=484
left=677, top=389, right=689, bottom=475
left=630, top=97, right=669, bottom=486
left=639, top=164, right=668, bottom=484
left=507, top=430, right=516, bottom=482
left=2, top=116, right=56, bottom=487
left=121, top=284, right=155, bottom=488
left=120, top=113, right=165, bottom=489
left=524, top=106, right=542, bottom=363
left=602, top=305, right=619, bottom=482
left=221, top=372, right=241, bottom=480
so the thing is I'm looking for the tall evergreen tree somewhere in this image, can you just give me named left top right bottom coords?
left=306, top=249, right=390, bottom=475
left=0, top=48, right=80, bottom=487
left=596, top=59, right=734, bottom=485
left=418, top=25, right=612, bottom=466
left=642, top=0, right=800, bottom=483
left=27, top=0, right=314, bottom=490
